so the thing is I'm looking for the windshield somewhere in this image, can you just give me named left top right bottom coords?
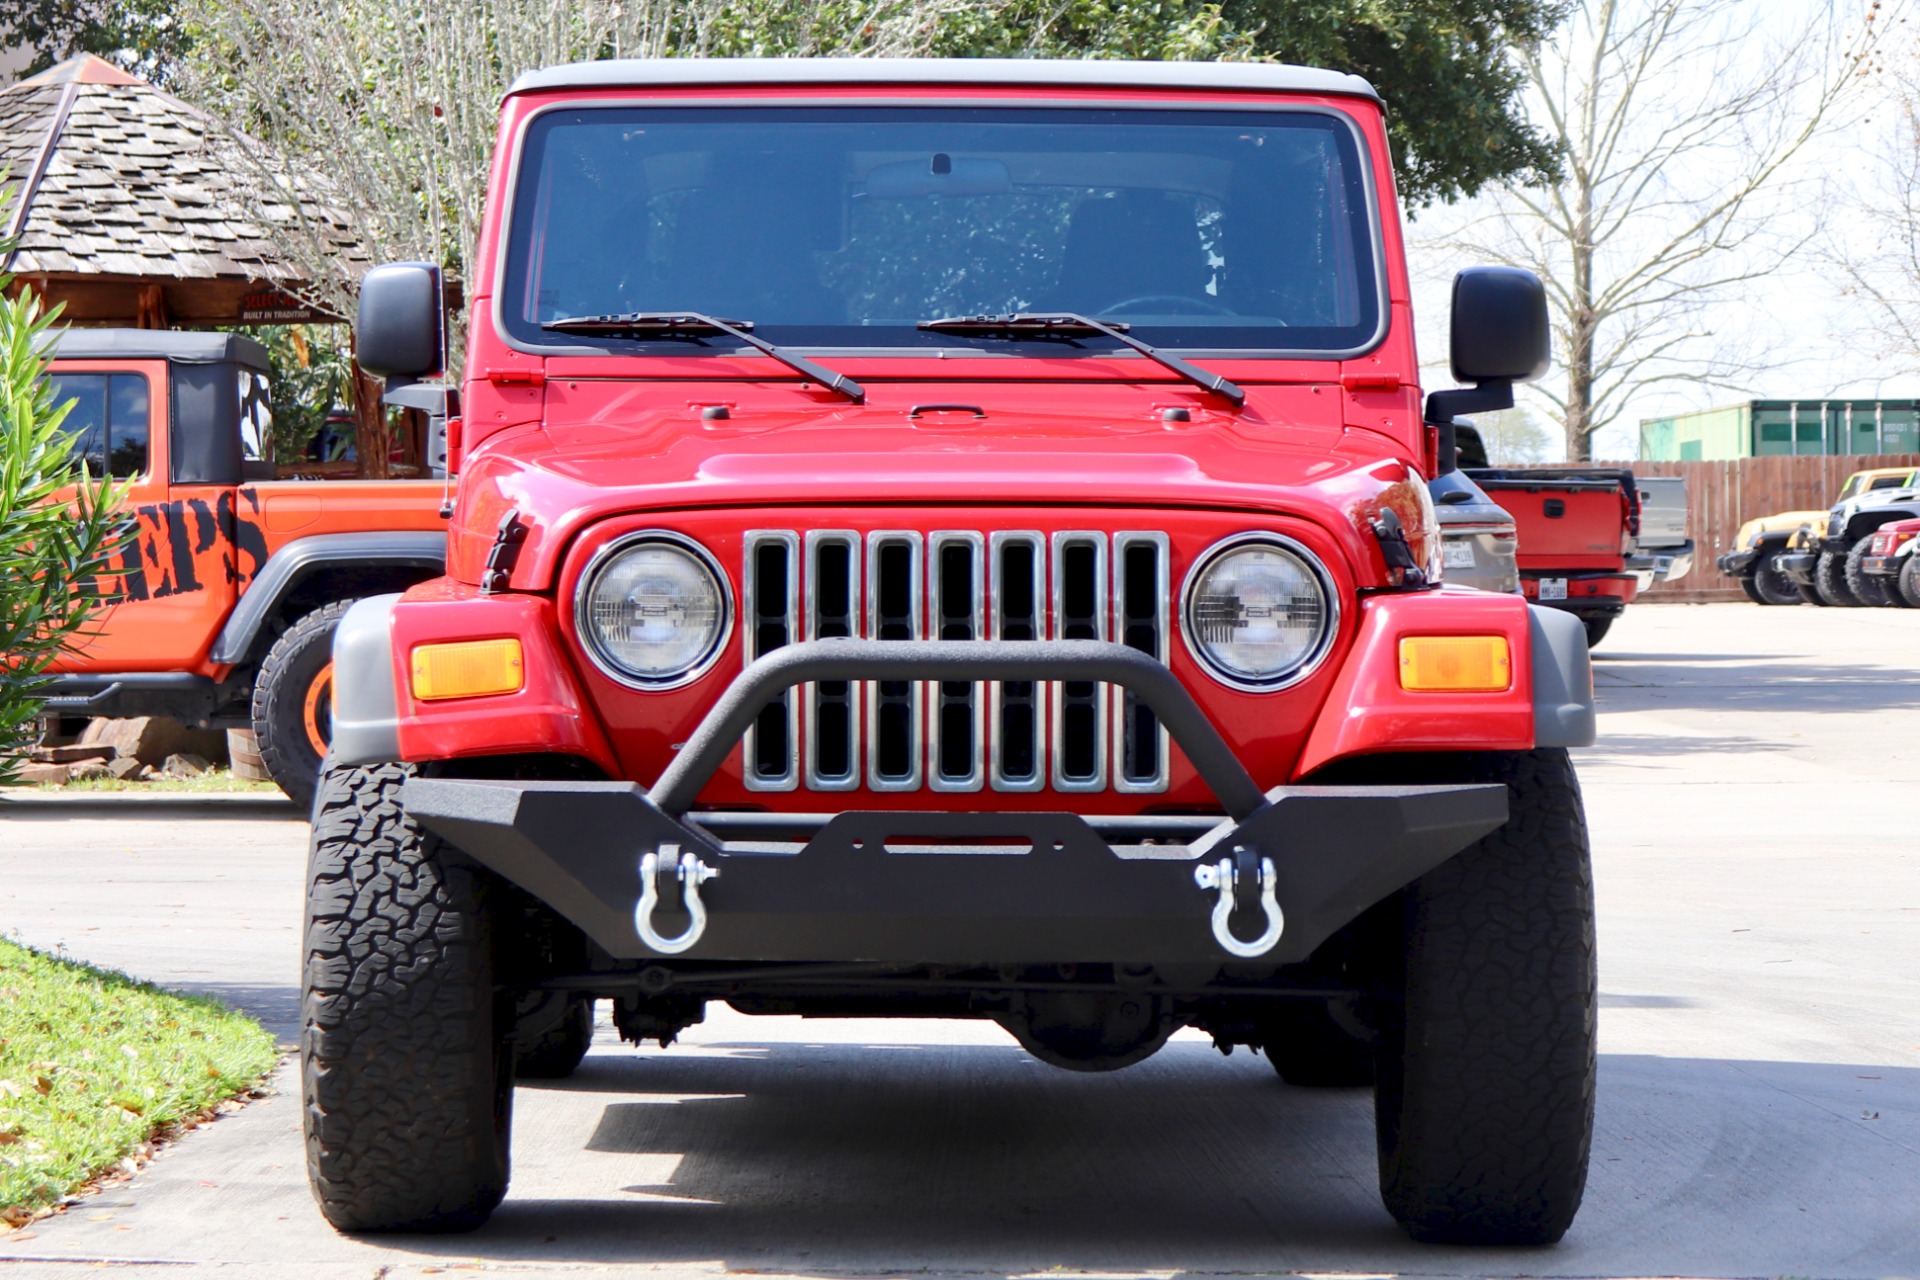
left=500, top=105, right=1382, bottom=356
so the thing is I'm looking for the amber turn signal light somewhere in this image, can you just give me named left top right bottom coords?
left=1398, top=635, right=1511, bottom=692
left=410, top=639, right=525, bottom=701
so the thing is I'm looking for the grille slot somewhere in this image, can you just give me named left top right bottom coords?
left=743, top=531, right=798, bottom=790
left=804, top=531, right=860, bottom=790
left=1113, top=532, right=1170, bottom=792
left=1050, top=532, right=1109, bottom=792
left=929, top=532, right=985, bottom=791
left=866, top=533, right=924, bottom=790
left=989, top=532, right=1045, bottom=792
left=747, top=529, right=1168, bottom=795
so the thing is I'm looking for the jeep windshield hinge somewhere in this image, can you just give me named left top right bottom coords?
left=480, top=512, right=529, bottom=594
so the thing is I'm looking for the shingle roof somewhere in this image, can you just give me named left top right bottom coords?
left=0, top=54, right=365, bottom=284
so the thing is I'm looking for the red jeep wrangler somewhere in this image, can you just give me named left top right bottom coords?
left=309, top=59, right=1599, bottom=1247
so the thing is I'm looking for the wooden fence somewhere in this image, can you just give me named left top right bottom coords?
left=1539, top=453, right=1920, bottom=602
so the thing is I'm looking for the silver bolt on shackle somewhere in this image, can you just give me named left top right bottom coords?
left=1193, top=848, right=1285, bottom=958
left=634, top=842, right=720, bottom=955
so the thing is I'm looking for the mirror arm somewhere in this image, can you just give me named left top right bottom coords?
left=1424, top=379, right=1513, bottom=424
left=381, top=378, right=461, bottom=486
left=1424, top=380, right=1513, bottom=476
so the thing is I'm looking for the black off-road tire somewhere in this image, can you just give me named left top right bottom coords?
left=1580, top=615, right=1613, bottom=648
left=1374, top=748, right=1596, bottom=1246
left=1262, top=1000, right=1374, bottom=1087
left=304, top=763, right=513, bottom=1233
left=1747, top=551, right=1803, bottom=606
left=1901, top=556, right=1920, bottom=609
left=1797, top=581, right=1828, bottom=605
left=1814, top=547, right=1862, bottom=606
left=255, top=600, right=354, bottom=812
left=1844, top=538, right=1895, bottom=607
left=515, top=998, right=596, bottom=1079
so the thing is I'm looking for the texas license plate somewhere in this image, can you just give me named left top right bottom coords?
left=1443, top=541, right=1476, bottom=569
left=1538, top=577, right=1569, bottom=600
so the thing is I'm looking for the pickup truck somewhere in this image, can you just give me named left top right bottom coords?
left=42, top=330, right=447, bottom=806
left=1462, top=466, right=1642, bottom=646
left=1626, top=476, right=1693, bottom=591
left=306, top=57, right=1600, bottom=1248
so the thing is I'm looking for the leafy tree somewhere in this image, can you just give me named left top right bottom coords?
left=922, top=0, right=1567, bottom=207
left=0, top=237, right=127, bottom=781
left=174, top=0, right=1563, bottom=329
left=248, top=325, right=354, bottom=464
left=0, top=0, right=191, bottom=84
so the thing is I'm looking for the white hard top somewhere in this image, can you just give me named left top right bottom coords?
left=507, top=57, right=1378, bottom=103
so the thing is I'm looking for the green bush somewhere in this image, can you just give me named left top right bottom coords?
left=0, top=239, right=127, bottom=782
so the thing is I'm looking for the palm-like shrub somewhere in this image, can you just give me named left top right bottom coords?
left=0, top=251, right=127, bottom=781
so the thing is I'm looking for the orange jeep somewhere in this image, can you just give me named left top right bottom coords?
left=42, top=330, right=446, bottom=806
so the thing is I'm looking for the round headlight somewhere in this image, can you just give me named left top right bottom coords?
left=1181, top=536, right=1336, bottom=690
left=577, top=533, right=730, bottom=688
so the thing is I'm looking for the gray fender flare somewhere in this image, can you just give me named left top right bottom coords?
left=328, top=594, right=404, bottom=767
left=1530, top=605, right=1596, bottom=748
left=208, top=531, right=444, bottom=666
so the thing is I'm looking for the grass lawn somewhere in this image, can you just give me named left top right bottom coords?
left=0, top=937, right=278, bottom=1224
left=43, top=769, right=281, bottom=794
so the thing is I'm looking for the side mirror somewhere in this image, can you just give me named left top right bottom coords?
left=356, top=262, right=446, bottom=380
left=1450, top=266, right=1550, bottom=385
left=1427, top=266, right=1551, bottom=473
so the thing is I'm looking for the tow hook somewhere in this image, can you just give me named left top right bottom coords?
left=1193, top=846, right=1285, bottom=958
left=634, top=844, right=719, bottom=954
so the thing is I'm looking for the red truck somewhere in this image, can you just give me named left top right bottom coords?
left=306, top=59, right=1600, bottom=1247
left=41, top=330, right=446, bottom=806
left=1464, top=465, right=1644, bottom=646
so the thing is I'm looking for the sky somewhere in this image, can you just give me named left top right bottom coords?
left=1403, top=0, right=1920, bottom=461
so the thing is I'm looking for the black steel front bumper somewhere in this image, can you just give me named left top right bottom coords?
left=1777, top=551, right=1820, bottom=586
left=1716, top=548, right=1756, bottom=577
left=1861, top=554, right=1904, bottom=577
left=402, top=640, right=1508, bottom=967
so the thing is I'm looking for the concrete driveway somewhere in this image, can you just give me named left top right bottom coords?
left=0, top=601, right=1915, bottom=1279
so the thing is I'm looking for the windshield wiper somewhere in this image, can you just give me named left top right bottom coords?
left=542, top=311, right=864, bottom=404
left=918, top=313, right=1245, bottom=408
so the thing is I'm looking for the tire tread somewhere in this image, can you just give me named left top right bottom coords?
left=1376, top=749, right=1596, bottom=1246
left=303, top=763, right=510, bottom=1233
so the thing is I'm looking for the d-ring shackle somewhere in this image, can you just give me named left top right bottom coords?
left=1193, top=849, right=1285, bottom=958
left=634, top=843, right=719, bottom=954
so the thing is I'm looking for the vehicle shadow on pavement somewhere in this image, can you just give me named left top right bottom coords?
left=356, top=1043, right=1919, bottom=1277
left=1593, top=659, right=1920, bottom=715
left=0, top=795, right=301, bottom=821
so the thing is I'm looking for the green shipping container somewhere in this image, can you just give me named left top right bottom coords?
left=1639, top=399, right=1920, bottom=460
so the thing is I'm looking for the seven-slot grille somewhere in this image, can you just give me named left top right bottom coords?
left=741, top=530, right=1170, bottom=794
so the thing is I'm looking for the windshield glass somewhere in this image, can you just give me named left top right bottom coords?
left=501, top=106, right=1382, bottom=355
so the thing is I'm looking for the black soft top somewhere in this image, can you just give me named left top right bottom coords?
left=48, top=328, right=271, bottom=372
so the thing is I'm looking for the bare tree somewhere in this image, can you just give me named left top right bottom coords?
left=1424, top=0, right=1888, bottom=461
left=176, top=0, right=975, bottom=331
left=1825, top=45, right=1920, bottom=375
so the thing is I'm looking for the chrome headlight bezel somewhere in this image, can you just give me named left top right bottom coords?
left=1179, top=533, right=1339, bottom=693
left=574, top=530, right=733, bottom=691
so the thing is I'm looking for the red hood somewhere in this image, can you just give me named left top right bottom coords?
left=447, top=381, right=1429, bottom=589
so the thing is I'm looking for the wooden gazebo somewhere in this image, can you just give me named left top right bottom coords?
left=0, top=54, right=365, bottom=328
